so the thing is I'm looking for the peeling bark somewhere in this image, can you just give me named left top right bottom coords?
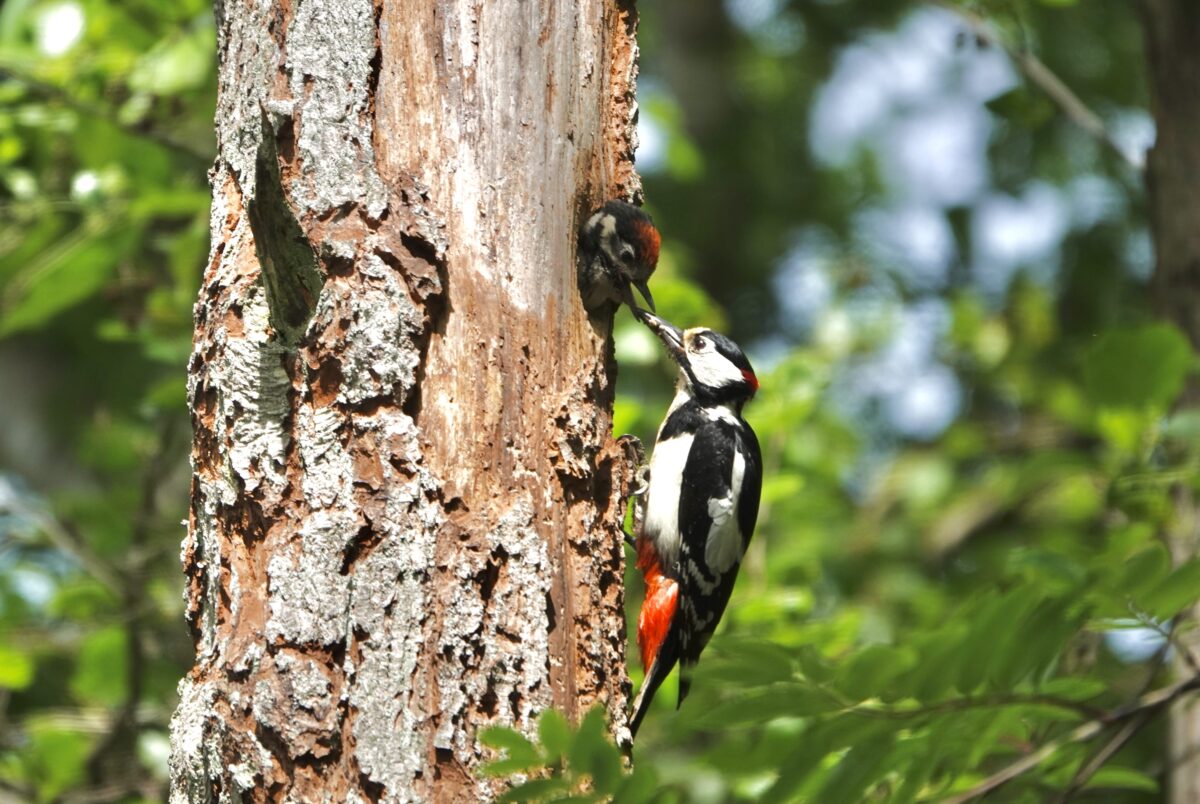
left=170, top=0, right=643, bottom=799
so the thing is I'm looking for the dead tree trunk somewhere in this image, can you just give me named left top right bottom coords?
left=169, top=0, right=642, bottom=799
left=1139, top=2, right=1200, bottom=801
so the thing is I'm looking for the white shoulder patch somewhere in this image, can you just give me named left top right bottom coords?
left=704, top=405, right=740, bottom=425
left=642, top=433, right=693, bottom=569
left=704, top=448, right=747, bottom=574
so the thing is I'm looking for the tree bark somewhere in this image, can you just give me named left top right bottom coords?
left=1138, top=2, right=1200, bottom=801
left=169, top=0, right=643, bottom=799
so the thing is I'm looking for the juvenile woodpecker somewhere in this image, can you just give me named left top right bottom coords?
left=578, top=200, right=660, bottom=315
left=629, top=312, right=762, bottom=738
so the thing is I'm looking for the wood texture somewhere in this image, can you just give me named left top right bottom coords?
left=169, top=0, right=643, bottom=799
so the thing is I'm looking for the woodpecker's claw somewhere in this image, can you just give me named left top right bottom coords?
left=616, top=434, right=649, bottom=552
left=633, top=464, right=651, bottom=497
left=617, top=433, right=646, bottom=469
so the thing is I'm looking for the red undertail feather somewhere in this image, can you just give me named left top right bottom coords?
left=636, top=538, right=678, bottom=671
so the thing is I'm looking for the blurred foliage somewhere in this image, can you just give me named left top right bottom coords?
left=1, top=0, right=1197, bottom=802
left=0, top=0, right=213, bottom=799
left=481, top=708, right=667, bottom=803
left=602, top=1, right=1199, bottom=802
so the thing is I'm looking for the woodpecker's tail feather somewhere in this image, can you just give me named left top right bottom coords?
left=677, top=666, right=693, bottom=709
left=629, top=631, right=679, bottom=739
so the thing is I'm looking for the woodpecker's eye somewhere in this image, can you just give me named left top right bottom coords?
left=690, top=335, right=708, bottom=352
left=619, top=245, right=636, bottom=264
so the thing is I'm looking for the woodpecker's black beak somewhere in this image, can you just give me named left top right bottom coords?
left=638, top=311, right=685, bottom=362
left=619, top=279, right=657, bottom=316
left=632, top=280, right=656, bottom=313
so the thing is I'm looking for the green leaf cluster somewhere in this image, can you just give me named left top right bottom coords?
left=480, top=708, right=664, bottom=803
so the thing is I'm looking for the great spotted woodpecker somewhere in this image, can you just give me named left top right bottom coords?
left=578, top=200, right=660, bottom=315
left=629, top=311, right=763, bottom=738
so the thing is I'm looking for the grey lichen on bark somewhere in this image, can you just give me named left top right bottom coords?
left=170, top=0, right=643, bottom=800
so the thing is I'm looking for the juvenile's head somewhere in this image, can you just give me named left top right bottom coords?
left=580, top=200, right=660, bottom=312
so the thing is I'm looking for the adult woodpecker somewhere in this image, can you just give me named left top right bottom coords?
left=577, top=200, right=660, bottom=315
left=629, top=311, right=762, bottom=738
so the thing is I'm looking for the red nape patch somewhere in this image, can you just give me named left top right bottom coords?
left=742, top=368, right=760, bottom=392
left=635, top=220, right=661, bottom=268
left=635, top=539, right=678, bottom=671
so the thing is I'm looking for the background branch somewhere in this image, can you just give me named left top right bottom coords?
left=941, top=673, right=1200, bottom=803
left=931, top=0, right=1143, bottom=172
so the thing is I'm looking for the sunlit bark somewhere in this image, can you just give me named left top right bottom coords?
left=168, top=0, right=643, bottom=798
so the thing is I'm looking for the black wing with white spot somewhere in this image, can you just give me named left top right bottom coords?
left=673, top=416, right=762, bottom=704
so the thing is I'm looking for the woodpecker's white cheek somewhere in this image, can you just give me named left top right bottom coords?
left=689, top=350, right=747, bottom=390
left=643, top=434, right=692, bottom=568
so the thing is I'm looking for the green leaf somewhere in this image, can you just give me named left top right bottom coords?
left=70, top=625, right=127, bottom=706
left=1141, top=558, right=1200, bottom=618
left=696, top=638, right=796, bottom=687
left=479, top=725, right=541, bottom=775
left=688, top=683, right=842, bottom=728
left=908, top=626, right=971, bottom=701
left=0, top=221, right=135, bottom=337
left=127, top=27, right=216, bottom=95
left=1121, top=545, right=1172, bottom=599
left=612, top=764, right=660, bottom=804
left=795, top=645, right=836, bottom=685
left=1037, top=677, right=1107, bottom=701
left=24, top=722, right=93, bottom=801
left=814, top=734, right=897, bottom=803
left=496, top=777, right=571, bottom=803
left=1083, top=324, right=1193, bottom=410
left=836, top=644, right=916, bottom=701
left=992, top=598, right=1078, bottom=688
left=955, top=587, right=1041, bottom=692
left=0, top=644, right=33, bottom=689
left=480, top=756, right=547, bottom=778
left=537, top=709, right=571, bottom=762
left=986, top=86, right=1055, bottom=128
left=480, top=725, right=538, bottom=755
left=1084, top=765, right=1159, bottom=793
left=568, top=707, right=622, bottom=795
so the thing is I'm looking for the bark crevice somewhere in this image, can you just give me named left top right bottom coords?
left=172, top=0, right=643, bottom=799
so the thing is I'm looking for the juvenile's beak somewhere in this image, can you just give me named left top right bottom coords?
left=638, top=311, right=685, bottom=362
left=632, top=279, right=656, bottom=313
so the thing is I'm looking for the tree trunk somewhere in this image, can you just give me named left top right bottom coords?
left=169, top=0, right=643, bottom=799
left=1138, top=2, right=1200, bottom=801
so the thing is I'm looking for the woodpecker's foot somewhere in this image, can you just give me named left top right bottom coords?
left=620, top=437, right=650, bottom=495
left=623, top=531, right=637, bottom=550
left=632, top=464, right=651, bottom=497
left=617, top=434, right=647, bottom=487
